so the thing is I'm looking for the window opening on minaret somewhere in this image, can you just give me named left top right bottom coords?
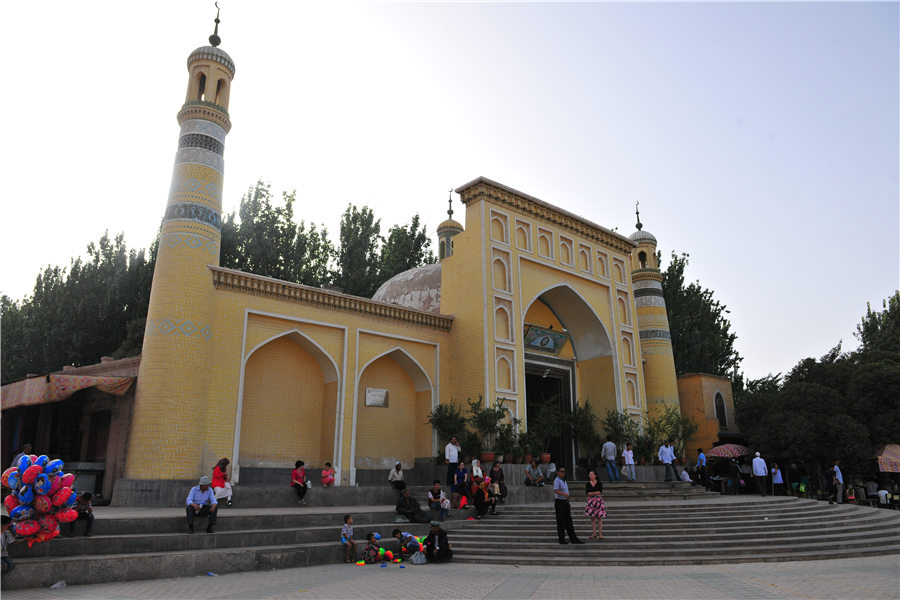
left=638, top=251, right=647, bottom=269
left=439, top=240, right=446, bottom=260
left=215, top=79, right=227, bottom=106
left=196, top=73, right=207, bottom=101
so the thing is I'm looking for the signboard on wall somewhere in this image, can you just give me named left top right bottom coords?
left=365, top=387, right=389, bottom=407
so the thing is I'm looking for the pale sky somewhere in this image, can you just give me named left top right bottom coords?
left=2, top=1, right=897, bottom=380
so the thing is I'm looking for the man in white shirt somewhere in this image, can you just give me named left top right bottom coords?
left=601, top=437, right=619, bottom=483
left=622, top=443, right=636, bottom=482
left=751, top=452, right=768, bottom=496
left=658, top=440, right=676, bottom=481
left=444, top=436, right=461, bottom=487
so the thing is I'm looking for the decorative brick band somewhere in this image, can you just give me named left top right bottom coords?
left=145, top=318, right=212, bottom=340
left=634, top=287, right=663, bottom=298
left=179, top=133, right=224, bottom=156
left=163, top=202, right=222, bottom=230
left=639, top=329, right=671, bottom=341
left=178, top=102, right=232, bottom=133
left=161, top=232, right=219, bottom=255
left=635, top=296, right=666, bottom=308
left=210, top=266, right=454, bottom=331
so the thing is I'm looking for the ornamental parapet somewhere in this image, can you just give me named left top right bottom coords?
left=631, top=269, right=663, bottom=282
left=455, top=177, right=636, bottom=254
left=178, top=101, right=232, bottom=132
left=210, top=266, right=454, bottom=331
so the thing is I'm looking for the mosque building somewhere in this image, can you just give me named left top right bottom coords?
left=2, top=17, right=739, bottom=499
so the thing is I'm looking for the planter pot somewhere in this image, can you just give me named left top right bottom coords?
left=480, top=452, right=496, bottom=464
left=540, top=453, right=552, bottom=464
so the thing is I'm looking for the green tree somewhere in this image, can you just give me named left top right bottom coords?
left=855, top=290, right=900, bottom=354
left=378, top=214, right=436, bottom=283
left=336, top=204, right=382, bottom=297
left=289, top=221, right=335, bottom=287
left=660, top=252, right=742, bottom=377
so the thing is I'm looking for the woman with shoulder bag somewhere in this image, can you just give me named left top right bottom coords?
left=291, top=460, right=309, bottom=505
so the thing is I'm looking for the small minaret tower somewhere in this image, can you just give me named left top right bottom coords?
left=629, top=203, right=681, bottom=420
left=436, top=191, right=464, bottom=260
left=126, top=9, right=235, bottom=479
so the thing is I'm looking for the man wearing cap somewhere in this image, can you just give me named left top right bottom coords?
left=186, top=476, right=218, bottom=533
left=423, top=520, right=452, bottom=563
left=751, top=452, right=768, bottom=496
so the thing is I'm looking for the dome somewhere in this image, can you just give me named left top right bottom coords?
left=187, top=46, right=236, bottom=76
left=437, top=218, right=463, bottom=234
left=372, top=263, right=442, bottom=314
left=630, top=229, right=657, bottom=246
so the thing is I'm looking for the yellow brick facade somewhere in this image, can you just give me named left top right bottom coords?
left=125, top=40, right=688, bottom=486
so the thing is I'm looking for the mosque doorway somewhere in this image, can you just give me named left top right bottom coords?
left=525, top=358, right=575, bottom=469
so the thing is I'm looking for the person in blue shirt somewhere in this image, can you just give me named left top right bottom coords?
left=552, top=466, right=584, bottom=545
left=695, top=448, right=707, bottom=488
left=186, top=475, right=218, bottom=533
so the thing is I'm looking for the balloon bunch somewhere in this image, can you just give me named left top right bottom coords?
left=2, top=455, right=77, bottom=547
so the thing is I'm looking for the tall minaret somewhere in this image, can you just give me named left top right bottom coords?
left=629, top=204, right=681, bottom=420
left=436, top=191, right=464, bottom=260
left=126, top=10, right=235, bottom=479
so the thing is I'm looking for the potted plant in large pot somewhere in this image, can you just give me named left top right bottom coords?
left=530, top=398, right=566, bottom=464
left=494, top=422, right=517, bottom=463
left=427, top=402, right=467, bottom=446
left=467, top=398, right=509, bottom=464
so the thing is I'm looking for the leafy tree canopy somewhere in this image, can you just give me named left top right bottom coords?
left=660, top=252, right=742, bottom=377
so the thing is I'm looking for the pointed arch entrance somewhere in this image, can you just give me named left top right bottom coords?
left=353, top=348, right=433, bottom=472
left=236, top=330, right=339, bottom=480
left=523, top=285, right=617, bottom=469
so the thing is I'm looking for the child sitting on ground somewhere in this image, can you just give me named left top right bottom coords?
left=362, top=532, right=382, bottom=564
left=340, top=514, right=356, bottom=563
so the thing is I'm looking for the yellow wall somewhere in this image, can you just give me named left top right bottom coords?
left=240, top=335, right=330, bottom=465
left=677, top=373, right=736, bottom=464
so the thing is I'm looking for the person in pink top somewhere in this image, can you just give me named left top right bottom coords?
left=321, top=462, right=336, bottom=487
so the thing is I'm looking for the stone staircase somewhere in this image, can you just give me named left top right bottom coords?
left=449, top=497, right=900, bottom=566
left=2, top=508, right=431, bottom=590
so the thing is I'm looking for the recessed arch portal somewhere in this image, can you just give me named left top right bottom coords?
left=354, top=347, right=433, bottom=470
left=238, top=329, right=340, bottom=473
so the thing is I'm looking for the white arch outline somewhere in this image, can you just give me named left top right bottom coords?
left=232, top=328, right=341, bottom=483
left=349, top=346, right=434, bottom=476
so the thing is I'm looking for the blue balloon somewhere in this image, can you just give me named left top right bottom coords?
left=64, top=489, right=77, bottom=507
left=9, top=505, right=34, bottom=521
left=17, top=484, right=34, bottom=505
left=7, top=471, right=21, bottom=490
left=33, top=473, right=51, bottom=495
left=34, top=455, right=49, bottom=469
left=44, top=459, right=64, bottom=477
left=16, top=455, right=32, bottom=473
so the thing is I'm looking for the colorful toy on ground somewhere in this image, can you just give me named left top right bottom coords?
left=1, top=455, right=76, bottom=548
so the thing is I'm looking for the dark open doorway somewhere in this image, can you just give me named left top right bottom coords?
left=525, top=359, right=574, bottom=469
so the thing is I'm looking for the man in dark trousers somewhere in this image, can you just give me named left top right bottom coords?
left=424, top=520, right=452, bottom=562
left=552, top=466, right=584, bottom=545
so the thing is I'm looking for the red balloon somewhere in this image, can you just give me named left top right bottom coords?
left=47, top=475, right=62, bottom=496
left=13, top=519, right=39, bottom=537
left=52, top=487, right=74, bottom=507
left=54, top=508, right=78, bottom=523
left=3, top=494, right=20, bottom=512
left=38, top=513, right=57, bottom=532
left=32, top=495, right=52, bottom=514
left=1, top=467, right=16, bottom=488
left=59, top=473, right=75, bottom=488
left=21, top=464, right=43, bottom=484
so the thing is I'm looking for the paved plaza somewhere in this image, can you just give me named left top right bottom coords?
left=3, top=554, right=898, bottom=600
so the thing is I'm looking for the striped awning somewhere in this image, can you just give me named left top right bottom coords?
left=1, top=374, right=134, bottom=410
left=877, top=444, right=900, bottom=473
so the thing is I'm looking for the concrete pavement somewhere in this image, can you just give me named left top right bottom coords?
left=3, top=555, right=898, bottom=599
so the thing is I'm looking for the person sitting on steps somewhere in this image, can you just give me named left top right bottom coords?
left=524, top=459, right=545, bottom=486
left=185, top=476, right=217, bottom=534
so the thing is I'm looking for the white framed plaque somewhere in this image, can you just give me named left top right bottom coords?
left=365, top=387, right=389, bottom=407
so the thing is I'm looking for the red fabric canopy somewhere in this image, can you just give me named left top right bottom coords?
left=1, top=374, right=134, bottom=410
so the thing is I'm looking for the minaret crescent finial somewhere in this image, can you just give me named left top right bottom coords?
left=209, top=3, right=222, bottom=47
left=447, top=188, right=454, bottom=219
left=635, top=201, right=643, bottom=231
